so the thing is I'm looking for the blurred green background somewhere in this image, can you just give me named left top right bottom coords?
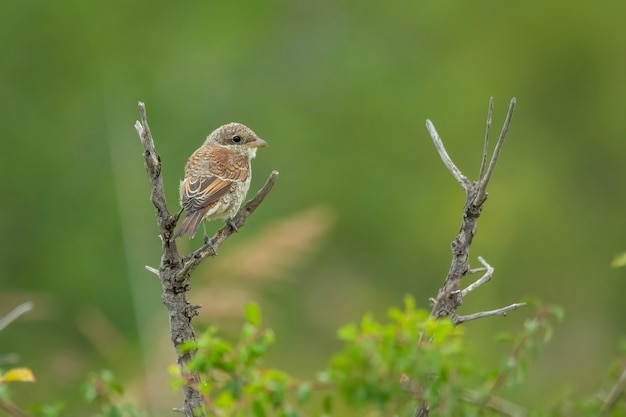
left=1, top=0, right=625, bottom=413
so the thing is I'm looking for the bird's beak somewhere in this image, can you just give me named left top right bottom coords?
left=248, top=137, right=268, bottom=148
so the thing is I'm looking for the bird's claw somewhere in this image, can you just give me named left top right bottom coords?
left=227, top=219, right=239, bottom=232
left=203, top=235, right=218, bottom=255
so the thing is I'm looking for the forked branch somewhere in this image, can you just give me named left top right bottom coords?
left=425, top=97, right=523, bottom=320
left=134, top=102, right=278, bottom=417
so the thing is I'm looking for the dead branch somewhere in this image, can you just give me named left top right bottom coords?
left=426, top=97, right=523, bottom=321
left=0, top=302, right=33, bottom=333
left=134, top=102, right=278, bottom=417
left=602, top=363, right=626, bottom=416
left=454, top=303, right=527, bottom=325
left=416, top=98, right=522, bottom=417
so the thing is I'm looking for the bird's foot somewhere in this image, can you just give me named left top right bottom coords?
left=226, top=219, right=239, bottom=232
left=203, top=235, right=218, bottom=255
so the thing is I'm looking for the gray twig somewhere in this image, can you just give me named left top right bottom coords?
left=0, top=302, right=33, bottom=332
left=144, top=265, right=160, bottom=276
left=477, top=97, right=493, bottom=183
left=602, top=364, right=626, bottom=416
left=425, top=98, right=520, bottom=321
left=425, top=120, right=471, bottom=189
left=475, top=97, right=516, bottom=205
left=460, top=256, right=494, bottom=297
left=454, top=303, right=527, bottom=325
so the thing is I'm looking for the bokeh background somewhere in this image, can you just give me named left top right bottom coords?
left=2, top=0, right=625, bottom=413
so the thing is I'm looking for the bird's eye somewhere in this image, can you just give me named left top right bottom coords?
left=232, top=135, right=242, bottom=143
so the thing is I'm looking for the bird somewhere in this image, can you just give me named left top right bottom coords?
left=174, top=122, right=267, bottom=240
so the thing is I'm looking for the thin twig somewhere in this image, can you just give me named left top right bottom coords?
left=0, top=353, right=19, bottom=366
left=601, top=364, right=626, bottom=416
left=475, top=97, right=516, bottom=205
left=477, top=97, right=494, bottom=182
left=425, top=120, right=471, bottom=189
left=461, top=390, right=527, bottom=417
left=144, top=265, right=160, bottom=276
left=405, top=374, right=526, bottom=417
left=479, top=306, right=549, bottom=413
left=454, top=303, right=527, bottom=325
left=134, top=102, right=178, bottom=240
left=0, top=302, right=33, bottom=332
left=0, top=399, right=31, bottom=417
left=460, top=256, right=494, bottom=297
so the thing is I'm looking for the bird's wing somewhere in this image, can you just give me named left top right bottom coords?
left=180, top=175, right=233, bottom=212
left=180, top=147, right=250, bottom=212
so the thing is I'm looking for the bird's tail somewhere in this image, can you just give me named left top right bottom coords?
left=174, top=210, right=205, bottom=239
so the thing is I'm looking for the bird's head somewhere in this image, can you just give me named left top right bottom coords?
left=205, top=122, right=267, bottom=158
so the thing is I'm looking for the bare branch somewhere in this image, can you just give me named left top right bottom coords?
left=0, top=302, right=33, bottom=332
left=460, top=256, right=494, bottom=297
left=144, top=265, right=160, bottom=276
left=602, top=364, right=626, bottom=416
left=423, top=98, right=526, bottom=417
left=135, top=102, right=206, bottom=416
left=406, top=375, right=526, bottom=417
left=454, top=303, right=527, bottom=325
left=475, top=97, right=516, bottom=205
left=134, top=102, right=179, bottom=243
left=477, top=97, right=493, bottom=182
left=427, top=98, right=519, bottom=322
left=425, top=120, right=471, bottom=189
left=134, top=103, right=278, bottom=417
left=0, top=399, right=31, bottom=417
left=461, top=390, right=527, bottom=417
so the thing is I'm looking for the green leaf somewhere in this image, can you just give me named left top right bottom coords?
left=322, top=394, right=333, bottom=414
left=252, top=399, right=267, bottom=417
left=611, top=250, right=626, bottom=268
left=214, top=391, right=235, bottom=409
left=245, top=302, right=262, bottom=326
left=337, top=324, right=357, bottom=341
left=179, top=340, right=199, bottom=354
left=82, top=379, right=98, bottom=403
left=316, top=371, right=331, bottom=383
left=543, top=324, right=554, bottom=343
left=199, top=379, right=212, bottom=395
left=524, top=318, right=538, bottom=333
left=296, top=383, right=311, bottom=404
left=29, top=402, right=66, bottom=417
left=224, top=378, right=242, bottom=399
left=188, top=355, right=211, bottom=373
left=403, top=294, right=416, bottom=311
left=105, top=406, right=122, bottom=417
left=241, top=322, right=257, bottom=340
left=548, top=305, right=565, bottom=322
left=520, top=296, right=541, bottom=306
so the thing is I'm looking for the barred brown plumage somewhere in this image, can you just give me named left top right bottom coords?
left=174, top=123, right=267, bottom=239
